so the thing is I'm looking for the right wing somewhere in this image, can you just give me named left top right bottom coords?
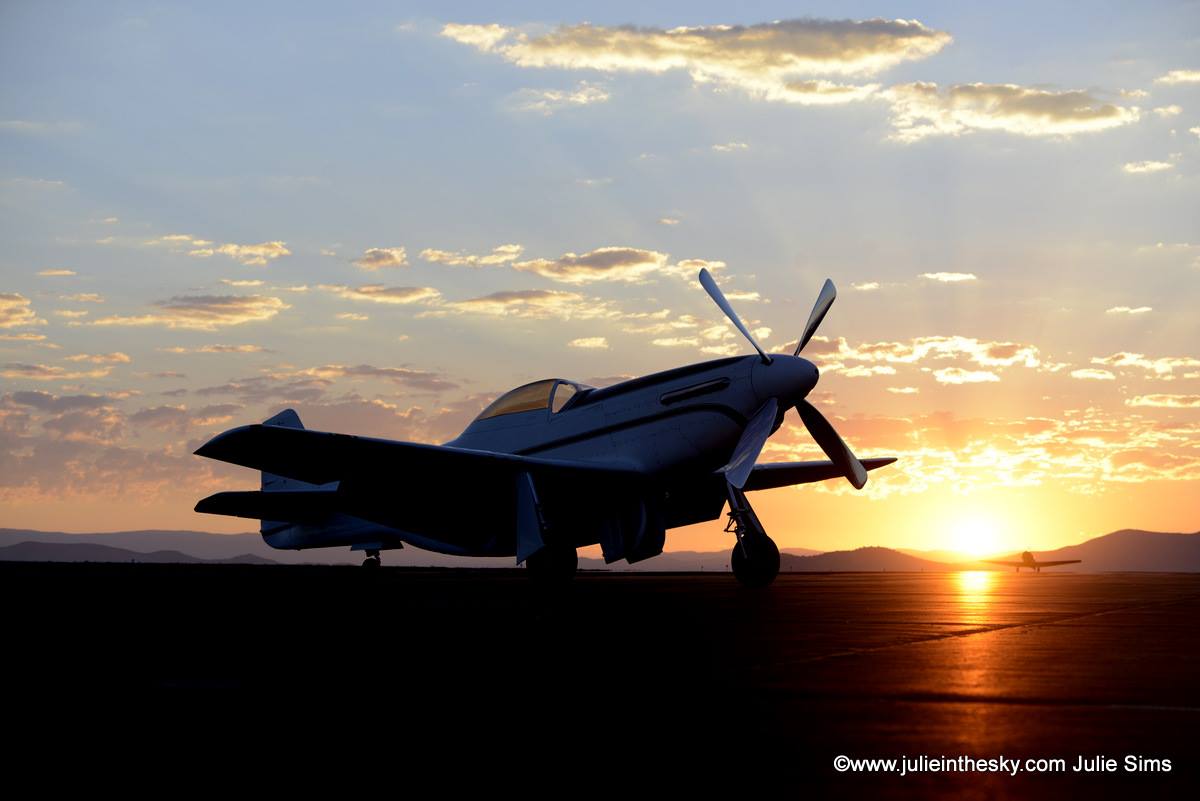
left=1036, top=559, right=1082, bottom=567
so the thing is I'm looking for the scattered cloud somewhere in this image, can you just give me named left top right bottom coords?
left=1070, top=368, right=1115, bottom=380
left=885, top=82, right=1140, bottom=142
left=513, top=246, right=668, bottom=283
left=886, top=386, right=919, bottom=394
left=1153, top=105, right=1182, bottom=118
left=61, top=293, right=104, bottom=303
left=419, top=244, right=523, bottom=267
left=0, top=332, right=47, bottom=342
left=352, top=247, right=408, bottom=270
left=1123, top=160, right=1173, bottom=174
left=658, top=217, right=680, bottom=226
left=851, top=281, right=880, bottom=291
left=568, top=336, right=609, bottom=349
left=438, top=289, right=615, bottom=320
left=336, top=312, right=369, bottom=321
left=920, top=272, right=976, bottom=282
left=712, top=141, right=749, bottom=152
left=89, top=295, right=289, bottom=330
left=159, top=344, right=268, bottom=354
left=443, top=18, right=950, bottom=105
left=932, top=367, right=1000, bottom=384
left=512, top=81, right=610, bottom=113
left=64, top=352, right=131, bottom=364
left=1154, top=70, right=1200, bottom=85
left=652, top=336, right=702, bottom=348
left=148, top=234, right=291, bottom=265
left=37, top=269, right=75, bottom=277
left=221, top=278, right=265, bottom=287
left=319, top=284, right=442, bottom=304
left=2, top=362, right=112, bottom=381
left=1105, top=306, right=1152, bottom=315
left=0, top=294, right=45, bottom=329
left=1126, top=394, right=1200, bottom=408
left=1092, top=352, right=1200, bottom=377
left=0, top=119, right=82, bottom=134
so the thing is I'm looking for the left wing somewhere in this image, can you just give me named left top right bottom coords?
left=1035, top=559, right=1081, bottom=567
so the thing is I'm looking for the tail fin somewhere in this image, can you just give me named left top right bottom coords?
left=260, top=409, right=321, bottom=533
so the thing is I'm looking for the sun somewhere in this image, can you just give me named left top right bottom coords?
left=953, top=516, right=1003, bottom=558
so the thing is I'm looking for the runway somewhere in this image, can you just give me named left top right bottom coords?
left=3, top=564, right=1197, bottom=796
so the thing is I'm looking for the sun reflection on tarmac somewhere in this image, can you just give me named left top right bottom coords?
left=954, top=570, right=995, bottom=626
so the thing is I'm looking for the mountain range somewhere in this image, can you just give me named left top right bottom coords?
left=1, top=528, right=1197, bottom=571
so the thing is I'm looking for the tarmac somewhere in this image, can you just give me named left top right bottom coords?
left=3, top=563, right=1197, bottom=796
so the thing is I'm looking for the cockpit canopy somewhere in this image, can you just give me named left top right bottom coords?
left=473, top=379, right=592, bottom=422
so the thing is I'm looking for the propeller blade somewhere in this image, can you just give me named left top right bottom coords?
left=699, top=268, right=771, bottom=365
left=795, top=278, right=837, bottom=356
left=720, top=397, right=778, bottom=489
left=795, top=399, right=868, bottom=489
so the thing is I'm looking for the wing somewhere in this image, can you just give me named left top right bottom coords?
left=1036, top=559, right=1082, bottom=567
left=195, top=423, right=638, bottom=486
left=744, top=457, right=896, bottom=492
left=194, top=423, right=643, bottom=556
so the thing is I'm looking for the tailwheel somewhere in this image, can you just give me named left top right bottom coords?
left=525, top=543, right=578, bottom=583
left=731, top=535, right=780, bottom=588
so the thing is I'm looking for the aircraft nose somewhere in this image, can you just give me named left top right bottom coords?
left=751, top=355, right=819, bottom=406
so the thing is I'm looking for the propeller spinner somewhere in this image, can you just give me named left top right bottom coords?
left=699, top=268, right=868, bottom=489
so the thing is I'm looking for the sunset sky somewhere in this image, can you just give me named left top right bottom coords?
left=2, top=2, right=1198, bottom=556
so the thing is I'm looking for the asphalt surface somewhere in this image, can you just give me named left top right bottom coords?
left=3, top=563, right=1197, bottom=797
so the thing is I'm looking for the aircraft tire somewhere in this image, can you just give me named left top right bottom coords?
left=731, top=535, right=780, bottom=588
left=362, top=556, right=381, bottom=568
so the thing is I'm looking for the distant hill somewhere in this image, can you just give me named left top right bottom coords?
left=977, top=530, right=1200, bottom=573
left=2, top=527, right=1198, bottom=571
left=0, top=541, right=275, bottom=565
left=783, top=546, right=950, bottom=572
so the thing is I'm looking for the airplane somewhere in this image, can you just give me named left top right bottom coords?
left=985, top=551, right=1082, bottom=573
left=193, top=268, right=896, bottom=587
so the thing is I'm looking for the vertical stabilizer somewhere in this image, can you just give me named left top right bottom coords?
left=260, top=409, right=322, bottom=533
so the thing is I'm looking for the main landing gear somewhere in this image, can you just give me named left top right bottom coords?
left=726, top=484, right=780, bottom=588
left=525, top=542, right=578, bottom=583
left=362, top=549, right=381, bottom=568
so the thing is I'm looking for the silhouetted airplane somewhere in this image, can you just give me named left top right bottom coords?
left=194, top=269, right=895, bottom=586
left=986, top=551, right=1082, bottom=573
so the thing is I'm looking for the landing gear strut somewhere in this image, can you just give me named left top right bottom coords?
left=362, top=549, right=381, bottom=568
left=525, top=543, right=578, bottom=583
left=726, top=484, right=779, bottom=588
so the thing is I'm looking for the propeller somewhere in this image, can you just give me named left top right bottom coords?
left=697, top=268, right=868, bottom=489
left=699, top=268, right=771, bottom=365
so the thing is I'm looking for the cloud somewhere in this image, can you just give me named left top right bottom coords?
left=158, top=344, right=268, bottom=354
left=658, top=217, right=680, bottom=226
left=512, top=81, right=610, bottom=114
left=1105, top=306, right=1152, bottom=315
left=2, top=363, right=112, bottom=381
left=0, top=293, right=45, bottom=328
left=37, top=269, right=75, bottom=277
left=352, top=247, right=409, bottom=270
left=513, top=246, right=668, bottom=283
left=851, top=281, right=880, bottom=291
left=5, top=391, right=113, bottom=413
left=0, top=333, right=47, bottom=342
left=61, top=293, right=104, bottom=303
left=221, top=278, right=265, bottom=287
left=419, top=244, right=523, bottom=266
left=0, top=119, right=82, bottom=135
left=1070, top=368, right=1115, bottom=380
left=89, top=295, right=289, bottom=330
left=336, top=312, right=369, bottom=321
left=1123, top=160, right=1173, bottom=174
left=319, top=284, right=442, bottom=304
left=443, top=18, right=950, bottom=104
left=886, top=386, right=919, bottom=394
left=652, top=336, right=702, bottom=348
left=64, top=352, right=131, bottom=364
left=569, top=337, right=609, bottom=349
left=932, top=367, right=1000, bottom=384
left=712, top=141, right=749, bottom=152
left=920, top=272, right=976, bottom=282
left=280, top=364, right=456, bottom=392
left=438, top=289, right=615, bottom=320
left=148, top=234, right=291, bottom=265
left=53, top=310, right=88, bottom=319
left=1126, top=394, right=1200, bottom=408
left=885, top=82, right=1140, bottom=142
left=1155, top=70, right=1200, bottom=85
left=1092, top=352, right=1200, bottom=376
left=1153, top=105, right=1182, bottom=118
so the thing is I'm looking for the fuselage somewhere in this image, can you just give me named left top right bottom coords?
left=446, top=353, right=819, bottom=479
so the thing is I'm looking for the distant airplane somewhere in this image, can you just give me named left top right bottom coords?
left=986, top=551, right=1082, bottom=573
left=193, top=268, right=895, bottom=586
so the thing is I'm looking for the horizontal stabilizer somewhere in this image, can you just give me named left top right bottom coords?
left=744, top=458, right=896, bottom=492
left=195, top=489, right=340, bottom=522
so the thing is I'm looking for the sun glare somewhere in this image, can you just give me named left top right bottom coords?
left=952, top=516, right=1003, bottom=558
